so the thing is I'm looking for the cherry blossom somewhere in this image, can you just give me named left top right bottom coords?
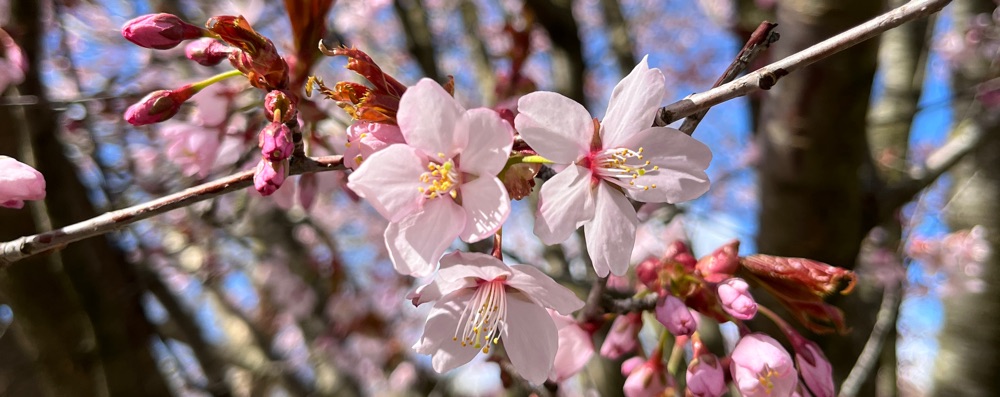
left=655, top=294, right=697, bottom=336
left=343, top=120, right=405, bottom=170
left=347, top=79, right=514, bottom=276
left=0, top=156, right=46, bottom=209
left=515, top=56, right=712, bottom=276
left=687, top=353, right=727, bottom=397
left=731, top=333, right=798, bottom=397
left=548, top=310, right=594, bottom=383
left=410, top=252, right=584, bottom=384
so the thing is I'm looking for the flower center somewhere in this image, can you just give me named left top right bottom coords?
left=592, top=147, right=659, bottom=190
left=453, top=278, right=507, bottom=354
left=418, top=153, right=459, bottom=200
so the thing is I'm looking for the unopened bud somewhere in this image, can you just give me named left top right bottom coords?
left=687, top=354, right=726, bottom=397
left=717, top=278, right=757, bottom=320
left=636, top=256, right=662, bottom=290
left=664, top=240, right=696, bottom=270
left=655, top=294, right=697, bottom=336
left=697, top=239, right=740, bottom=282
left=264, top=90, right=297, bottom=123
left=254, top=158, right=288, bottom=196
left=184, top=38, right=231, bottom=66
left=124, top=86, right=195, bottom=126
left=121, top=13, right=204, bottom=50
left=788, top=331, right=835, bottom=397
left=258, top=122, right=294, bottom=161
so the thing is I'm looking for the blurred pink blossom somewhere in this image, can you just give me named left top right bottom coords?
left=623, top=356, right=671, bottom=397
left=161, top=123, right=220, bottom=178
left=687, top=353, right=727, bottom=397
left=0, top=156, right=46, bottom=209
left=655, top=294, right=697, bottom=336
left=548, top=310, right=594, bottom=383
left=600, top=312, right=641, bottom=359
left=731, top=333, right=798, bottom=397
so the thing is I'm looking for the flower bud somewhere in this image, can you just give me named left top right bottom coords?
left=125, top=86, right=195, bottom=126
left=623, top=358, right=671, bottom=397
left=717, top=278, right=757, bottom=320
left=254, top=158, right=288, bottom=196
left=789, top=332, right=835, bottom=397
left=730, top=333, right=798, bottom=397
left=664, top=240, right=697, bottom=270
left=697, top=239, right=740, bottom=282
left=0, top=156, right=46, bottom=209
left=259, top=122, right=294, bottom=161
left=655, top=294, right=697, bottom=336
left=264, top=90, right=297, bottom=123
left=635, top=256, right=662, bottom=290
left=599, top=313, right=641, bottom=359
left=184, top=38, right=231, bottom=66
left=121, top=13, right=204, bottom=50
left=687, top=354, right=726, bottom=397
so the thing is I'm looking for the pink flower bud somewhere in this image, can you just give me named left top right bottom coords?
left=687, top=354, right=726, bottom=397
left=259, top=122, right=294, bottom=161
left=664, top=240, right=696, bottom=270
left=297, top=173, right=318, bottom=211
left=264, top=90, right=297, bottom=123
left=697, top=239, right=740, bottom=282
left=121, top=13, right=204, bottom=50
left=125, top=87, right=195, bottom=126
left=0, top=156, right=46, bottom=209
left=731, top=333, right=798, bottom=397
left=636, top=256, right=662, bottom=290
left=655, top=294, right=697, bottom=336
left=600, top=313, right=641, bottom=359
left=254, top=158, right=288, bottom=196
left=623, top=358, right=671, bottom=397
left=717, top=278, right=757, bottom=320
left=184, top=38, right=231, bottom=66
left=344, top=121, right=405, bottom=170
left=792, top=336, right=835, bottom=397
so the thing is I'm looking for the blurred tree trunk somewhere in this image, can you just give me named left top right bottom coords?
left=523, top=0, right=587, bottom=103
left=753, top=0, right=882, bottom=391
left=0, top=1, right=171, bottom=396
left=932, top=0, right=1000, bottom=395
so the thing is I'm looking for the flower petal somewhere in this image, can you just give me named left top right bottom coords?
left=534, top=164, right=596, bottom=245
left=457, top=108, right=514, bottom=176
left=600, top=56, right=665, bottom=148
left=622, top=127, right=712, bottom=203
left=385, top=198, right=467, bottom=277
left=438, top=251, right=512, bottom=284
left=413, top=289, right=481, bottom=373
left=408, top=276, right=474, bottom=306
left=515, top=92, right=591, bottom=164
left=346, top=145, right=426, bottom=222
left=397, top=79, right=467, bottom=158
left=459, top=176, right=511, bottom=242
left=503, top=292, right=559, bottom=384
left=585, top=182, right=638, bottom=277
left=507, top=264, right=584, bottom=315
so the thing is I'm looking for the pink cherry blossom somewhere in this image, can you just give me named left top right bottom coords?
left=789, top=331, right=835, bottom=397
left=600, top=312, right=641, bottom=359
left=0, top=156, right=46, bottom=209
left=548, top=310, right=594, bottom=383
left=623, top=357, right=671, bottom=397
left=687, top=354, right=727, bottom=397
left=160, top=122, right=220, bottom=178
left=515, top=56, right=712, bottom=276
left=343, top=120, right=405, bottom=170
left=718, top=278, right=757, bottom=320
left=731, top=333, right=798, bottom=397
left=347, top=79, right=514, bottom=276
left=655, top=294, right=697, bottom=336
left=410, top=252, right=584, bottom=384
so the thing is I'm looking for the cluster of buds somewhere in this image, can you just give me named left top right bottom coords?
left=254, top=90, right=298, bottom=196
left=122, top=12, right=299, bottom=196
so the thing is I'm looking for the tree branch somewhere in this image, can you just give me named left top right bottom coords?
left=654, top=0, right=952, bottom=127
left=0, top=156, right=345, bottom=267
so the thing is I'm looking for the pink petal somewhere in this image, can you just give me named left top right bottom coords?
left=503, top=292, right=559, bottom=384
left=507, top=264, right=584, bottom=315
left=585, top=182, right=638, bottom=277
left=0, top=156, right=46, bottom=206
left=600, top=56, right=666, bottom=148
left=548, top=311, right=594, bottom=383
left=534, top=164, right=596, bottom=245
left=458, top=176, right=510, bottom=242
left=456, top=108, right=514, bottom=177
left=346, top=145, right=427, bottom=222
left=438, top=251, right=512, bottom=284
left=515, top=91, right=591, bottom=164
left=413, top=289, right=481, bottom=373
left=385, top=198, right=467, bottom=277
left=397, top=79, right=467, bottom=158
left=622, top=127, right=712, bottom=203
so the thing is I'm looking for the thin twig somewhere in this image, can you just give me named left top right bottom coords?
left=0, top=155, right=345, bottom=267
left=654, top=0, right=952, bottom=127
left=677, top=21, right=779, bottom=135
left=838, top=282, right=901, bottom=397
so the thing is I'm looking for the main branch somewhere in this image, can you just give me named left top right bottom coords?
left=654, top=0, right=952, bottom=126
left=0, top=155, right=345, bottom=267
